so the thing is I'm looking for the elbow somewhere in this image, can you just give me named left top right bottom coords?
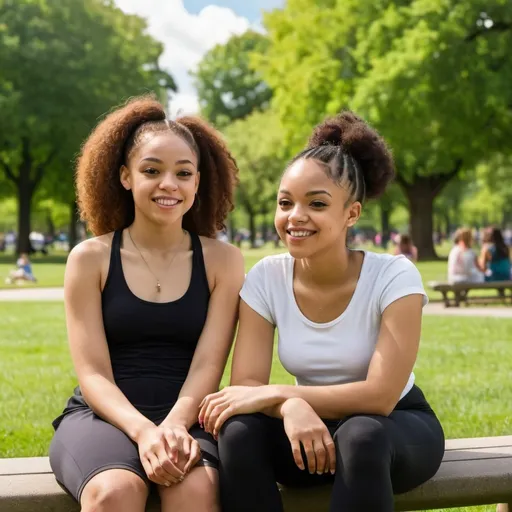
left=367, top=386, right=398, bottom=417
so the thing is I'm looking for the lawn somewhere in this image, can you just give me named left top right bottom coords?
left=1, top=242, right=456, bottom=302
left=1, top=301, right=510, bottom=512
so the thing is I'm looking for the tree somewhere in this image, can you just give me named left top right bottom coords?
left=257, top=0, right=512, bottom=259
left=193, top=30, right=272, bottom=128
left=0, top=0, right=175, bottom=253
left=223, top=109, right=287, bottom=247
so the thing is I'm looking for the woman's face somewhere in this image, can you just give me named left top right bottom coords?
left=274, top=158, right=361, bottom=259
left=120, top=132, right=199, bottom=227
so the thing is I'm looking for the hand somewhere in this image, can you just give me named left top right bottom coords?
left=136, top=424, right=189, bottom=487
left=199, top=386, right=274, bottom=437
left=281, top=398, right=336, bottom=475
left=159, top=423, right=202, bottom=474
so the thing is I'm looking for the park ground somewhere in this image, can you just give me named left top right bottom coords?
left=1, top=244, right=511, bottom=512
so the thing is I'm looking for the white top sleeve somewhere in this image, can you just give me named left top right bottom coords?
left=378, top=256, right=428, bottom=314
left=239, top=259, right=275, bottom=324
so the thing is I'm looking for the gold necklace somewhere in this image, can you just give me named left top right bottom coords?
left=127, top=228, right=186, bottom=293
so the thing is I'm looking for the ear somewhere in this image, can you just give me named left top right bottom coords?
left=120, top=165, right=131, bottom=190
left=346, top=201, right=362, bottom=228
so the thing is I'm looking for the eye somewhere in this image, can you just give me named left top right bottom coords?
left=311, top=201, right=327, bottom=208
left=177, top=169, right=193, bottom=177
left=278, top=199, right=292, bottom=208
left=143, top=167, right=159, bottom=175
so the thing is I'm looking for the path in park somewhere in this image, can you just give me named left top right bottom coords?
left=2, top=287, right=512, bottom=318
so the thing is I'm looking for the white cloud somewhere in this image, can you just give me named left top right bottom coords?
left=115, top=0, right=251, bottom=115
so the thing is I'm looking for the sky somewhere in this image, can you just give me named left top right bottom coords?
left=115, top=0, right=284, bottom=115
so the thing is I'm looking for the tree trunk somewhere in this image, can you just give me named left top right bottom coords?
left=248, top=211, right=257, bottom=248
left=16, top=144, right=34, bottom=254
left=402, top=184, right=437, bottom=260
left=380, top=205, right=391, bottom=250
left=46, top=212, right=56, bottom=238
left=68, top=200, right=79, bottom=250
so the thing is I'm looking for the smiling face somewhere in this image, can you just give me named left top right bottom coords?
left=120, top=131, right=199, bottom=227
left=275, top=158, right=361, bottom=259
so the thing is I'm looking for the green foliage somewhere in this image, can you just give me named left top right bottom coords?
left=0, top=0, right=175, bottom=243
left=193, top=30, right=272, bottom=128
left=223, top=109, right=287, bottom=218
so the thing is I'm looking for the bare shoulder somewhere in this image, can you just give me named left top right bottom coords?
left=66, top=233, right=113, bottom=275
left=199, top=236, right=245, bottom=284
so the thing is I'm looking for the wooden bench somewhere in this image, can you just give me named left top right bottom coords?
left=1, top=436, right=511, bottom=511
left=429, top=280, right=512, bottom=307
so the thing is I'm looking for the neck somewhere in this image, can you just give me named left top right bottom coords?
left=296, top=240, right=354, bottom=286
left=128, top=216, right=185, bottom=253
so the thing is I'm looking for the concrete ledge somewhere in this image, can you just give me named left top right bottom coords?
left=1, top=436, right=512, bottom=511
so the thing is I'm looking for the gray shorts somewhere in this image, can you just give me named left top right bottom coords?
left=49, top=407, right=218, bottom=502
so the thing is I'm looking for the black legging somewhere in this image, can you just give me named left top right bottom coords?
left=218, top=385, right=444, bottom=512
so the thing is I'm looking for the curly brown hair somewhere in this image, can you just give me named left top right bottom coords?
left=289, top=111, right=395, bottom=202
left=76, top=94, right=238, bottom=238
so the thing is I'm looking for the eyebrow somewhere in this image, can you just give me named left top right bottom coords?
left=140, top=157, right=195, bottom=166
left=279, top=189, right=332, bottom=197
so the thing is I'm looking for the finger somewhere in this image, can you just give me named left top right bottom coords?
left=313, top=438, right=326, bottom=475
left=213, top=405, right=234, bottom=437
left=198, top=391, right=222, bottom=424
left=302, top=439, right=316, bottom=474
left=184, top=440, right=201, bottom=473
left=141, top=456, right=159, bottom=484
left=206, top=401, right=228, bottom=434
left=158, top=449, right=185, bottom=481
left=323, top=433, right=336, bottom=475
left=181, top=435, right=191, bottom=458
left=163, top=429, right=180, bottom=464
left=290, top=439, right=304, bottom=471
left=146, top=453, right=175, bottom=486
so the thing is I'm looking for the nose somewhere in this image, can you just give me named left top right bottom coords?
left=288, top=204, right=308, bottom=224
left=158, top=171, right=178, bottom=191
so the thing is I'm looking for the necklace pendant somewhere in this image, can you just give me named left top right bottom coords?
left=156, top=282, right=161, bottom=293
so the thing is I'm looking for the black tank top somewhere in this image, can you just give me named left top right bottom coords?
left=53, top=229, right=210, bottom=427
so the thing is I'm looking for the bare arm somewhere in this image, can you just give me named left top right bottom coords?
left=64, top=241, right=154, bottom=442
left=162, top=243, right=245, bottom=429
left=477, top=246, right=490, bottom=271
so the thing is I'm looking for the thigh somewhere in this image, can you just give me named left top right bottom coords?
left=384, top=409, right=445, bottom=493
left=49, top=408, right=148, bottom=501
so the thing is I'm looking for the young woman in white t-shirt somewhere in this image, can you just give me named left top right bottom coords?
left=199, top=112, right=445, bottom=511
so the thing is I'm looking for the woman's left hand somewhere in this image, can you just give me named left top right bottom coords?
left=199, top=386, right=274, bottom=437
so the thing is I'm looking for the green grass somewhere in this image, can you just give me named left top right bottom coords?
left=1, top=301, right=510, bottom=511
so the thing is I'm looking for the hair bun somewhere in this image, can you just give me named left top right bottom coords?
left=307, top=111, right=395, bottom=200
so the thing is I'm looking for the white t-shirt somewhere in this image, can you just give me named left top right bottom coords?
left=240, top=251, right=428, bottom=400
left=447, top=246, right=483, bottom=283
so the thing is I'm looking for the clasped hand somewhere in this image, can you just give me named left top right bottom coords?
left=137, top=424, right=201, bottom=487
left=198, top=385, right=272, bottom=437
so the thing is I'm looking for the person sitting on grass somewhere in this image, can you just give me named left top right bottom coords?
left=49, top=95, right=244, bottom=512
left=199, top=112, right=445, bottom=512
left=5, top=253, right=37, bottom=284
left=478, top=226, right=511, bottom=282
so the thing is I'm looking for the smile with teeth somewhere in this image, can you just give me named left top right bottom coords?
left=287, top=230, right=315, bottom=238
left=153, top=197, right=181, bottom=207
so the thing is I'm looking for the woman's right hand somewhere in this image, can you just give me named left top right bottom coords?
left=136, top=425, right=186, bottom=486
left=281, top=398, right=336, bottom=475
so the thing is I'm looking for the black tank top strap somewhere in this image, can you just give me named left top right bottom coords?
left=189, top=232, right=210, bottom=294
left=103, top=229, right=123, bottom=292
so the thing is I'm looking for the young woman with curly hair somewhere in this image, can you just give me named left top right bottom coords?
left=49, top=95, right=244, bottom=512
left=199, top=112, right=445, bottom=512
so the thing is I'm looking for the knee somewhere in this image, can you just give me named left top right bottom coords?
left=334, top=415, right=391, bottom=464
left=218, top=414, right=265, bottom=454
left=81, top=470, right=147, bottom=511
left=169, top=467, right=218, bottom=508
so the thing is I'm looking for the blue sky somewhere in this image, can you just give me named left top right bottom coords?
left=116, top=0, right=283, bottom=113
left=184, top=0, right=284, bottom=22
